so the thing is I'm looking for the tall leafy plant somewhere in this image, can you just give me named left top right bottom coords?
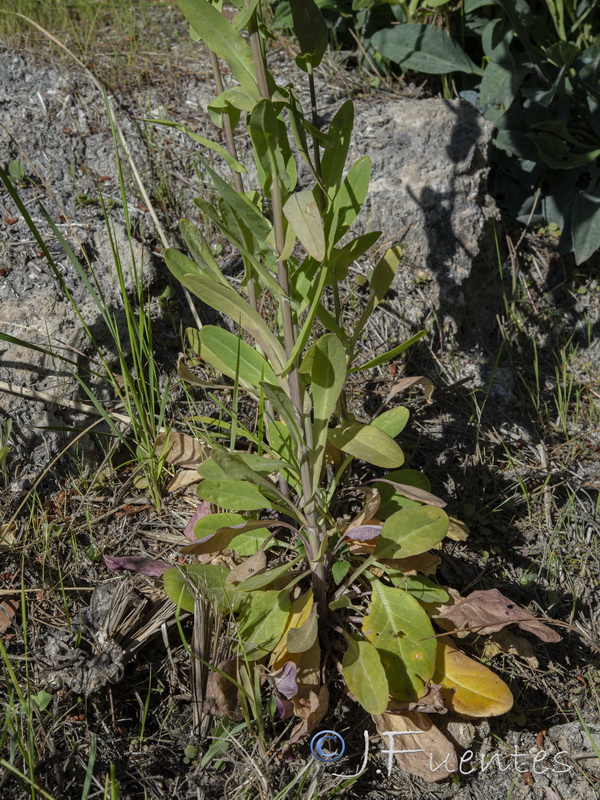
left=149, top=0, right=561, bottom=772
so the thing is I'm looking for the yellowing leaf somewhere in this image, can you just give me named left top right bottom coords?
left=286, top=605, right=318, bottom=654
left=446, top=517, right=469, bottom=541
left=283, top=190, right=325, bottom=261
left=362, top=581, right=436, bottom=702
left=270, top=589, right=314, bottom=669
left=236, top=589, right=291, bottom=661
left=432, top=638, right=514, bottom=717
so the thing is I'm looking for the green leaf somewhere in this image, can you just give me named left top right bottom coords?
left=572, top=190, right=600, bottom=264
left=196, top=325, right=278, bottom=389
left=342, top=637, right=389, bottom=714
left=328, top=422, right=405, bottom=468
left=235, top=555, right=304, bottom=591
left=329, top=594, right=354, bottom=611
left=329, top=594, right=353, bottom=610
left=286, top=604, right=318, bottom=652
left=330, top=231, right=382, bottom=282
left=321, top=100, right=354, bottom=197
left=249, top=99, right=280, bottom=195
left=210, top=448, right=281, bottom=492
left=282, top=258, right=332, bottom=374
left=197, top=479, right=271, bottom=511
left=146, top=118, right=247, bottom=173
left=331, top=560, right=351, bottom=586
left=180, top=273, right=286, bottom=372
left=362, top=581, right=437, bottom=701
left=178, top=0, right=260, bottom=97
left=350, top=331, right=426, bottom=372
left=328, top=156, right=371, bottom=243
left=188, top=511, right=272, bottom=556
left=371, top=24, right=483, bottom=75
left=192, top=197, right=282, bottom=298
left=208, top=85, right=252, bottom=128
left=179, top=220, right=227, bottom=284
left=479, top=61, right=527, bottom=111
left=236, top=589, right=291, bottom=660
left=197, top=158, right=274, bottom=261
left=260, top=383, right=306, bottom=450
left=283, top=190, right=326, bottom=261
left=370, top=407, right=409, bottom=439
left=387, top=573, right=450, bottom=603
left=191, top=511, right=246, bottom=537
left=163, top=564, right=235, bottom=613
left=529, top=131, right=600, bottom=170
left=310, top=334, right=347, bottom=486
left=232, top=0, right=260, bottom=30
left=374, top=469, right=432, bottom=519
left=181, top=518, right=275, bottom=555
left=351, top=246, right=401, bottom=347
left=289, top=0, right=329, bottom=71
left=267, top=421, right=301, bottom=491
left=374, top=506, right=449, bottom=560
left=165, top=247, right=226, bottom=286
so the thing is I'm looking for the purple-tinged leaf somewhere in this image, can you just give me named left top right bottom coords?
left=272, top=661, right=297, bottom=699
left=344, top=523, right=382, bottom=542
left=181, top=519, right=298, bottom=556
left=183, top=501, right=213, bottom=542
left=103, top=553, right=171, bottom=577
left=276, top=695, right=295, bottom=719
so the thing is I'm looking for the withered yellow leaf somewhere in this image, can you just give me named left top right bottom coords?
left=446, top=517, right=469, bottom=541
left=270, top=588, right=314, bottom=670
left=432, top=638, right=513, bottom=717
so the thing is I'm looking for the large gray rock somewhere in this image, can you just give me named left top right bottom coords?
left=350, top=98, right=496, bottom=341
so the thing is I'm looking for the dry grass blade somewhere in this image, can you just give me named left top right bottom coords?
left=192, top=592, right=226, bottom=739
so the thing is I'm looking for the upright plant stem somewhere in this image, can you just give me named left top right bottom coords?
left=246, top=9, right=327, bottom=609
left=206, top=46, right=260, bottom=316
left=308, top=67, right=341, bottom=324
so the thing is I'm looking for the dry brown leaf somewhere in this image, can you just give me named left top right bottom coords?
left=387, top=683, right=447, bottom=715
left=225, top=551, right=267, bottom=584
left=203, top=658, right=243, bottom=720
left=482, top=628, right=539, bottom=669
left=446, top=517, right=469, bottom=542
left=167, top=469, right=202, bottom=492
left=384, top=376, right=435, bottom=406
left=0, top=522, right=16, bottom=552
left=347, top=538, right=376, bottom=555
left=373, top=711, right=458, bottom=782
left=155, top=431, right=209, bottom=469
left=347, top=489, right=382, bottom=531
left=383, top=551, right=441, bottom=577
left=0, top=597, right=19, bottom=634
left=289, top=685, right=329, bottom=744
left=436, top=588, right=561, bottom=643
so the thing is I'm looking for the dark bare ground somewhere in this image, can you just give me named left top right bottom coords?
left=1, top=11, right=600, bottom=800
